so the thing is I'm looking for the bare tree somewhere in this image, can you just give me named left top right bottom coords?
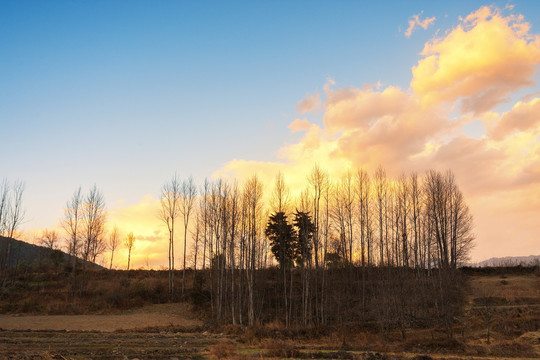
left=424, top=170, right=474, bottom=269
left=125, top=232, right=135, bottom=270
left=168, top=166, right=475, bottom=330
left=180, top=176, right=197, bottom=295
left=62, top=187, right=83, bottom=295
left=0, top=179, right=10, bottom=236
left=159, top=175, right=181, bottom=296
left=80, top=185, right=106, bottom=293
left=409, top=173, right=422, bottom=269
left=39, top=229, right=59, bottom=250
left=271, top=172, right=291, bottom=215
left=397, top=174, right=410, bottom=267
left=374, top=166, right=387, bottom=266
left=0, top=179, right=25, bottom=238
left=243, top=175, right=263, bottom=325
left=191, top=210, right=202, bottom=271
left=355, top=169, right=371, bottom=267
left=0, top=180, right=25, bottom=276
left=332, top=180, right=348, bottom=263
left=108, top=226, right=120, bottom=269
left=308, top=165, right=326, bottom=269
left=63, top=187, right=83, bottom=261
left=228, top=181, right=241, bottom=324
left=81, top=186, right=106, bottom=263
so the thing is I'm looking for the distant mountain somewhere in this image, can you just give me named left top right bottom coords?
left=475, top=255, right=540, bottom=267
left=0, top=236, right=102, bottom=270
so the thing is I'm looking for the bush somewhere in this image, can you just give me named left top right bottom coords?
left=262, top=339, right=300, bottom=358
left=208, top=340, right=237, bottom=359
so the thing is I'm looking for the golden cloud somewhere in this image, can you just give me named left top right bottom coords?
left=411, top=6, right=540, bottom=114
left=295, top=93, right=322, bottom=114
left=323, top=84, right=447, bottom=169
left=288, top=118, right=311, bottom=133
left=216, top=5, right=540, bottom=261
left=405, top=11, right=436, bottom=38
left=107, top=195, right=183, bottom=270
left=486, top=97, right=540, bottom=140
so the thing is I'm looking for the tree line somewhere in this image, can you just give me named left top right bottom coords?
left=159, top=166, right=474, bottom=335
left=0, top=166, right=474, bottom=336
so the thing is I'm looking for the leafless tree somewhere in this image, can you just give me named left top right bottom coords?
left=180, top=176, right=197, bottom=295
left=0, top=180, right=25, bottom=277
left=62, top=187, right=83, bottom=295
left=5, top=181, right=26, bottom=239
left=397, top=174, right=410, bottom=267
left=80, top=185, right=106, bottom=293
left=81, top=186, right=106, bottom=263
left=149, top=166, right=475, bottom=331
left=409, top=172, right=422, bottom=269
left=374, top=166, right=387, bottom=266
left=39, top=229, right=59, bottom=250
left=125, top=232, right=135, bottom=270
left=159, top=175, right=181, bottom=296
left=63, top=188, right=83, bottom=262
left=331, top=179, right=348, bottom=264
left=424, top=169, right=474, bottom=269
left=355, top=169, right=371, bottom=267
left=191, top=210, right=202, bottom=271
left=271, top=172, right=291, bottom=215
left=243, top=175, right=264, bottom=325
left=108, top=226, right=120, bottom=269
left=308, top=165, right=326, bottom=269
left=0, top=180, right=10, bottom=236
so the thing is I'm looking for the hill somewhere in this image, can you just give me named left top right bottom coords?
left=476, top=254, right=540, bottom=267
left=0, top=236, right=102, bottom=270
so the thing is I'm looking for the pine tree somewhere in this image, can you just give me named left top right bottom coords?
left=265, top=211, right=295, bottom=269
left=293, top=210, right=314, bottom=267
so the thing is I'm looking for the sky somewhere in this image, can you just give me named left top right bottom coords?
left=2, top=1, right=539, bottom=268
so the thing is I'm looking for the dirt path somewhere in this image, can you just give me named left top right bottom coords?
left=0, top=303, right=203, bottom=332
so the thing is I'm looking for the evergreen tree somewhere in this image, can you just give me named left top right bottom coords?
left=293, top=210, right=314, bottom=267
left=265, top=211, right=296, bottom=269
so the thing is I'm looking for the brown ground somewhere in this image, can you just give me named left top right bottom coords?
left=0, top=271, right=538, bottom=359
left=0, top=303, right=202, bottom=332
left=0, top=330, right=221, bottom=359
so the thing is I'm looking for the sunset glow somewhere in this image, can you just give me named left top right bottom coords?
left=2, top=2, right=539, bottom=269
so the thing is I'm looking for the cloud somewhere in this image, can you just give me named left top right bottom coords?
left=107, top=195, right=184, bottom=269
left=216, top=123, right=352, bottom=197
left=323, top=84, right=448, bottom=166
left=217, top=5, right=540, bottom=262
left=486, top=97, right=540, bottom=140
left=108, top=195, right=162, bottom=237
left=295, top=93, right=322, bottom=114
left=288, top=118, right=311, bottom=133
left=411, top=6, right=540, bottom=114
left=405, top=11, right=436, bottom=38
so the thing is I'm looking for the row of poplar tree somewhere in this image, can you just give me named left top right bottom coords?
left=159, top=166, right=474, bottom=333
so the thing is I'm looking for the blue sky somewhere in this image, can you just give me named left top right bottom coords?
left=2, top=1, right=540, bottom=263
left=1, top=1, right=424, bottom=223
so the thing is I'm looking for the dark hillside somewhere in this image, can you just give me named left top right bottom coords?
left=0, top=236, right=102, bottom=270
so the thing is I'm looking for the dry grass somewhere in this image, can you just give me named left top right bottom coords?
left=208, top=340, right=238, bottom=359
left=0, top=268, right=184, bottom=315
left=1, top=267, right=538, bottom=359
left=469, top=273, right=540, bottom=303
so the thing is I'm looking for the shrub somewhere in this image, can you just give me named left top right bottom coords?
left=262, top=339, right=300, bottom=358
left=208, top=340, right=237, bottom=359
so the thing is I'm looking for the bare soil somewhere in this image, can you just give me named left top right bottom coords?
left=0, top=303, right=202, bottom=332
left=0, top=271, right=538, bottom=359
left=0, top=329, right=220, bottom=359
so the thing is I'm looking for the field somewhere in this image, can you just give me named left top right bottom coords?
left=0, top=268, right=538, bottom=359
